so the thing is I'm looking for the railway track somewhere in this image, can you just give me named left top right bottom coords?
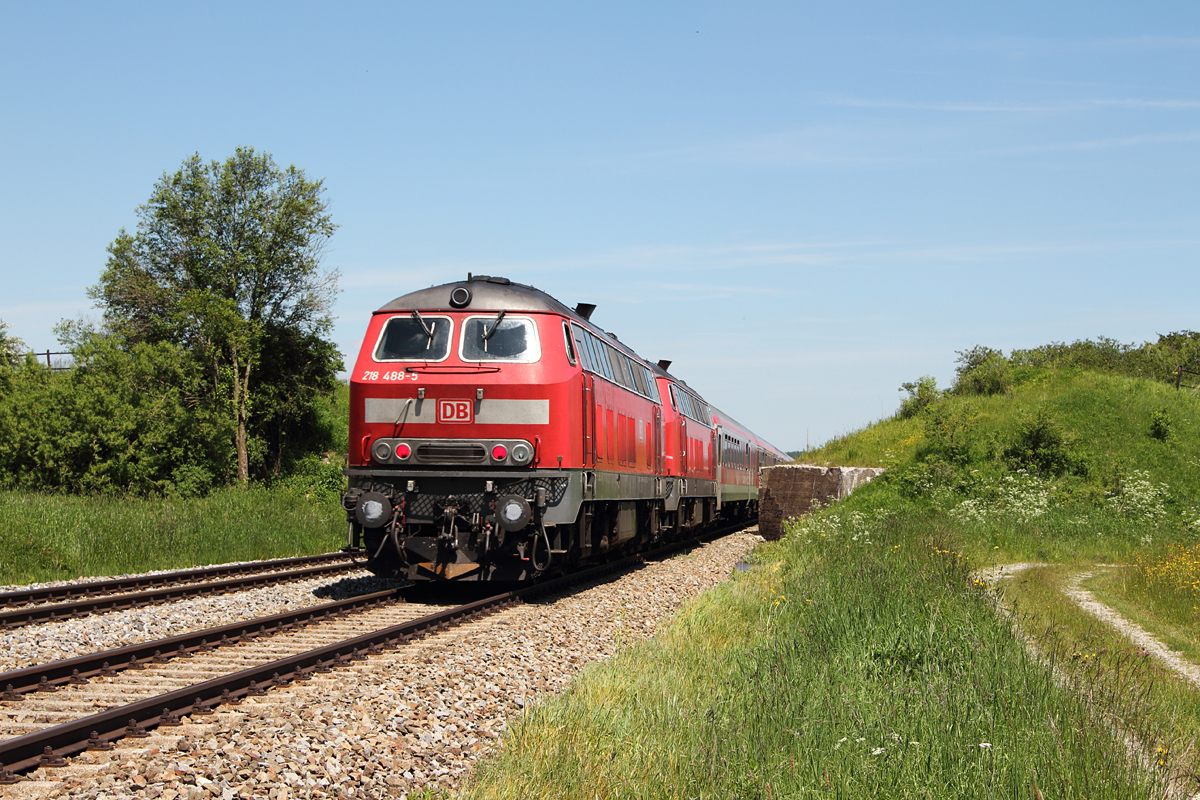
left=0, top=551, right=365, bottom=631
left=0, top=522, right=751, bottom=780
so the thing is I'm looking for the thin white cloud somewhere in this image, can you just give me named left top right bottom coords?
left=829, top=96, right=1200, bottom=113
left=995, top=130, right=1200, bottom=154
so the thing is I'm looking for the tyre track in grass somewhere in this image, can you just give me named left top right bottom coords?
left=1063, top=570, right=1200, bottom=690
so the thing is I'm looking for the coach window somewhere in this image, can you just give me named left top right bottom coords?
left=460, top=315, right=541, bottom=362
left=374, top=314, right=453, bottom=362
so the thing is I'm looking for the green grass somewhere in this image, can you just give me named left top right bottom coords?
left=0, top=486, right=346, bottom=585
left=466, top=502, right=1162, bottom=799
left=993, top=564, right=1200, bottom=772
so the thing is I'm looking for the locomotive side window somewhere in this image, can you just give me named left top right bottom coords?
left=589, top=333, right=614, bottom=382
left=631, top=361, right=649, bottom=395
left=562, top=321, right=578, bottom=366
left=460, top=315, right=541, bottom=362
left=374, top=314, right=453, bottom=362
left=642, top=366, right=660, bottom=403
left=570, top=324, right=593, bottom=371
left=616, top=352, right=636, bottom=391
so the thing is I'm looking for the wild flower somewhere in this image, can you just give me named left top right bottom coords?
left=1105, top=470, right=1168, bottom=525
left=870, top=747, right=886, bottom=756
left=949, top=470, right=1051, bottom=524
left=979, top=743, right=992, bottom=749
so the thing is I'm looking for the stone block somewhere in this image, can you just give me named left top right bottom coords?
left=758, top=464, right=884, bottom=540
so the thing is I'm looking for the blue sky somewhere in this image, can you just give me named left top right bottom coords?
left=2, top=2, right=1197, bottom=450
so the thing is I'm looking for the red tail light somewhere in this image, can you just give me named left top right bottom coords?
left=491, top=444, right=508, bottom=461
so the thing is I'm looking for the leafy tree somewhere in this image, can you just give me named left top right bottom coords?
left=0, top=319, right=25, bottom=368
left=92, top=147, right=340, bottom=483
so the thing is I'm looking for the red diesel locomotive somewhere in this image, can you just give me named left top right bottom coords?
left=342, top=275, right=789, bottom=581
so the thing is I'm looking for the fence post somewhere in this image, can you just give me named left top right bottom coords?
left=45, top=350, right=51, bottom=369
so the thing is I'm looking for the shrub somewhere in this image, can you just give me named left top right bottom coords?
left=1003, top=407, right=1079, bottom=477
left=1150, top=407, right=1173, bottom=442
left=922, top=402, right=977, bottom=464
left=896, top=375, right=939, bottom=419
left=953, top=345, right=1012, bottom=396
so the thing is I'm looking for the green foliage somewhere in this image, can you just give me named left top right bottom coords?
left=953, top=344, right=1012, bottom=396
left=92, top=146, right=341, bottom=483
left=0, top=332, right=234, bottom=495
left=922, top=400, right=978, bottom=463
left=1150, top=406, right=1173, bottom=442
left=0, top=318, right=25, bottom=368
left=1003, top=407, right=1080, bottom=477
left=896, top=374, right=938, bottom=419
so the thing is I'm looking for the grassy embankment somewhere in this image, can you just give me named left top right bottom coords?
left=0, top=385, right=350, bottom=585
left=465, top=365, right=1200, bottom=798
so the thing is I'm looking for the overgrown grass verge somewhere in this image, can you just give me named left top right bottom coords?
left=465, top=504, right=1161, bottom=799
left=0, top=485, right=345, bottom=585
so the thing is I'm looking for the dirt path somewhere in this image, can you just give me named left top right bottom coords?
left=1063, top=570, right=1200, bottom=690
left=984, top=562, right=1200, bottom=691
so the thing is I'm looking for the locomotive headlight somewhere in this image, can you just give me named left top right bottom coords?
left=371, top=441, right=393, bottom=463
left=355, top=491, right=393, bottom=528
left=510, top=442, right=533, bottom=465
left=394, top=442, right=412, bottom=460
left=491, top=444, right=508, bottom=462
left=495, top=494, right=532, bottom=532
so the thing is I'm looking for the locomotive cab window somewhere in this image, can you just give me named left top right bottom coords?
left=374, top=314, right=453, bottom=362
left=460, top=315, right=541, bottom=362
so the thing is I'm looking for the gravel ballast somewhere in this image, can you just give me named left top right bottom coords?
left=0, top=571, right=394, bottom=674
left=2, top=530, right=762, bottom=799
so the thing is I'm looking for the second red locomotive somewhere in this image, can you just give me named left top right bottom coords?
left=341, top=275, right=789, bottom=581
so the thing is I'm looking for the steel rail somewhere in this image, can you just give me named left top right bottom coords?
left=0, top=561, right=362, bottom=631
left=0, top=588, right=405, bottom=698
left=0, top=551, right=359, bottom=609
left=0, top=521, right=754, bottom=779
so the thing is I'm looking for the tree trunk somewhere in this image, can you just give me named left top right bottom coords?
left=232, top=349, right=252, bottom=484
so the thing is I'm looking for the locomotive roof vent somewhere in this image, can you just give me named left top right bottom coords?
left=657, top=359, right=672, bottom=371
left=449, top=285, right=472, bottom=308
left=574, top=303, right=596, bottom=320
left=466, top=273, right=512, bottom=285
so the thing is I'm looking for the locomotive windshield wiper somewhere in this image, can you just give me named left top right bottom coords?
left=481, top=309, right=506, bottom=352
left=410, top=310, right=435, bottom=350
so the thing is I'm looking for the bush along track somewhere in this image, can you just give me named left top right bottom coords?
left=467, top=342, right=1200, bottom=799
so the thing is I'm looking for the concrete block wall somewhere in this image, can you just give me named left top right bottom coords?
left=758, top=464, right=885, bottom=540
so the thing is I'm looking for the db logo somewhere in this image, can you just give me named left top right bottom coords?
left=437, top=399, right=473, bottom=424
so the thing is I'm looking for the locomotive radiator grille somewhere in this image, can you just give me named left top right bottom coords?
left=402, top=477, right=570, bottom=522
left=415, top=443, right=487, bottom=464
